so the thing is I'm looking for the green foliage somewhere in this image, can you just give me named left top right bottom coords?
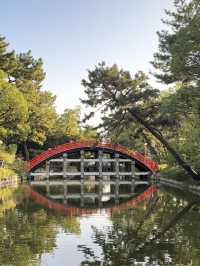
left=177, top=113, right=200, bottom=171
left=0, top=71, right=28, bottom=140
left=80, top=125, right=97, bottom=140
left=56, top=216, right=80, bottom=235
left=13, top=52, right=57, bottom=146
left=56, top=106, right=81, bottom=138
left=0, top=145, right=15, bottom=165
left=0, top=144, right=19, bottom=180
left=11, top=157, right=27, bottom=177
left=0, top=187, right=17, bottom=217
left=0, top=36, right=17, bottom=76
left=82, top=63, right=159, bottom=138
left=152, top=0, right=200, bottom=84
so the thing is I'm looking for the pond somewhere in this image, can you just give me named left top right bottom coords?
left=0, top=179, right=200, bottom=266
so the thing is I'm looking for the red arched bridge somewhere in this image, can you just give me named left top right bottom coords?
left=28, top=140, right=158, bottom=207
left=28, top=140, right=158, bottom=177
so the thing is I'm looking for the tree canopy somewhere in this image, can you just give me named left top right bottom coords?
left=152, top=0, right=200, bottom=84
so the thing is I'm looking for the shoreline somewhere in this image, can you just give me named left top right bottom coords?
left=151, top=175, right=200, bottom=196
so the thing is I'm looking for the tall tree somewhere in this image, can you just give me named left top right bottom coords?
left=151, top=0, right=200, bottom=121
left=151, top=0, right=200, bottom=174
left=152, top=0, right=200, bottom=84
left=81, top=63, right=199, bottom=179
left=6, top=49, right=57, bottom=159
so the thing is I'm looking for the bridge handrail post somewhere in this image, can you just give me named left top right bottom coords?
left=115, top=153, right=120, bottom=204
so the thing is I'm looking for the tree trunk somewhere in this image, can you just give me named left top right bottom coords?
left=128, top=109, right=200, bottom=180
left=139, top=201, right=196, bottom=250
left=156, top=201, right=195, bottom=239
left=23, top=141, right=29, bottom=161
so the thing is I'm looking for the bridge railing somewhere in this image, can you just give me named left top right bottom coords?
left=28, top=140, right=158, bottom=172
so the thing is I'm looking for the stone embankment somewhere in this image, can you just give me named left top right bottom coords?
left=151, top=175, right=200, bottom=196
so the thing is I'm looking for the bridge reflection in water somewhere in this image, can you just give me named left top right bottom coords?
left=29, top=178, right=157, bottom=216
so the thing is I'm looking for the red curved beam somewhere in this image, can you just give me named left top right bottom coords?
left=107, top=185, right=157, bottom=215
left=27, top=140, right=158, bottom=172
left=26, top=185, right=157, bottom=217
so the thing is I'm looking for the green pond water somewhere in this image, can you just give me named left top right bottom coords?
left=0, top=181, right=200, bottom=266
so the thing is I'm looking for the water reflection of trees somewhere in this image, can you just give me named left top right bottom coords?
left=0, top=187, right=17, bottom=216
left=79, top=191, right=200, bottom=266
left=0, top=186, right=80, bottom=266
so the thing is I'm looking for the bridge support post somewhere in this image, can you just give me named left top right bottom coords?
left=27, top=172, right=31, bottom=183
left=80, top=150, right=84, bottom=207
left=63, top=153, right=68, bottom=203
left=64, top=180, right=68, bottom=204
left=131, top=160, right=136, bottom=193
left=99, top=150, right=103, bottom=207
left=63, top=153, right=68, bottom=179
left=46, top=161, right=50, bottom=196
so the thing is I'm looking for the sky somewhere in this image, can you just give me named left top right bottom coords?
left=0, top=0, right=173, bottom=114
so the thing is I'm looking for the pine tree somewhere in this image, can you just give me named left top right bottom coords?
left=152, top=0, right=200, bottom=84
left=81, top=62, right=199, bottom=180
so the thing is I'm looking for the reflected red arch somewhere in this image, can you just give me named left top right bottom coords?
left=107, top=185, right=157, bottom=215
left=28, top=140, right=158, bottom=172
left=26, top=185, right=157, bottom=217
